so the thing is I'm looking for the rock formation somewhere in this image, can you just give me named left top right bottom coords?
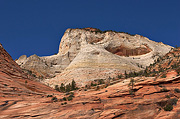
left=0, top=43, right=57, bottom=96
left=16, top=28, right=172, bottom=87
left=1, top=42, right=180, bottom=119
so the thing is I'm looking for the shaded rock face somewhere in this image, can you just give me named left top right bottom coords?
left=0, top=44, right=57, bottom=97
left=16, top=28, right=172, bottom=87
left=0, top=44, right=61, bottom=119
left=105, top=44, right=152, bottom=56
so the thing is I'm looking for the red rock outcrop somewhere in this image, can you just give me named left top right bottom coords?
left=0, top=44, right=62, bottom=118
left=1, top=44, right=180, bottom=119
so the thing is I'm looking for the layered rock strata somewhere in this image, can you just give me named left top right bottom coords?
left=16, top=28, right=172, bottom=87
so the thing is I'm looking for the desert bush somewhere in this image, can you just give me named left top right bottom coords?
left=174, top=88, right=180, bottom=93
left=67, top=96, right=73, bottom=101
left=129, top=90, right=134, bottom=95
left=51, top=97, right=57, bottom=102
left=161, top=74, right=167, bottom=78
left=55, top=85, right=59, bottom=91
left=47, top=95, right=53, bottom=97
left=63, top=97, right=67, bottom=101
left=117, top=74, right=123, bottom=79
left=91, top=82, right=97, bottom=86
left=164, top=104, right=173, bottom=111
left=165, top=95, right=170, bottom=98
left=98, top=79, right=105, bottom=85
left=169, top=98, right=178, bottom=106
left=160, top=88, right=168, bottom=92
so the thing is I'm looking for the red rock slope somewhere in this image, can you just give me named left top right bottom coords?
left=0, top=44, right=61, bottom=118
left=1, top=43, right=180, bottom=119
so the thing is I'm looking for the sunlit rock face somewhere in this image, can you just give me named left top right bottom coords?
left=16, top=28, right=172, bottom=87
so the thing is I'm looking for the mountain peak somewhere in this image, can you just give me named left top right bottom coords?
left=16, top=28, right=172, bottom=87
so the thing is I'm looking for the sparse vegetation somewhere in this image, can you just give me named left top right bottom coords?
left=47, top=95, right=53, bottom=97
left=165, top=95, right=170, bottom=98
left=163, top=98, right=178, bottom=111
left=98, top=79, right=105, bottom=85
left=160, top=88, right=168, bottom=92
left=161, top=74, right=167, bottom=78
left=129, top=79, right=135, bottom=90
left=174, top=88, right=180, bottom=93
left=63, top=97, right=67, bottom=101
left=59, top=92, right=75, bottom=102
left=67, top=96, right=73, bottom=101
left=164, top=104, right=173, bottom=111
left=117, top=74, right=123, bottom=79
left=128, top=79, right=135, bottom=95
left=54, top=80, right=78, bottom=92
left=91, top=82, right=97, bottom=86
left=51, top=96, right=57, bottom=102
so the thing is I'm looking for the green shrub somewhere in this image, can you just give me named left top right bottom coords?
left=91, top=82, right=97, bottom=86
left=160, top=88, right=168, bottom=92
left=71, top=79, right=77, bottom=90
left=165, top=95, right=170, bottom=98
left=129, top=90, right=134, bottom=95
left=70, top=92, right=74, bottom=95
left=169, top=98, right=178, bottom=106
left=63, top=97, right=67, bottom=101
left=174, top=88, right=180, bottom=93
left=164, top=104, right=173, bottom=111
left=69, top=94, right=74, bottom=98
left=98, top=79, right=105, bottom=85
left=55, top=85, right=59, bottom=91
left=161, top=74, right=167, bottom=78
left=60, top=83, right=65, bottom=92
left=67, top=96, right=73, bottom=101
left=117, top=74, right=122, bottom=79
left=51, top=97, right=57, bottom=102
left=47, top=95, right=53, bottom=97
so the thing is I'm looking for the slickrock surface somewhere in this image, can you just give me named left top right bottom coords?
left=0, top=44, right=61, bottom=118
left=16, top=28, right=172, bottom=87
left=1, top=44, right=180, bottom=119
left=2, top=75, right=180, bottom=119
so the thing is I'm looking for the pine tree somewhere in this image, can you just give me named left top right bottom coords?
left=129, top=79, right=135, bottom=90
left=60, top=83, right=65, bottom=92
left=65, top=83, right=71, bottom=92
left=128, top=79, right=135, bottom=95
left=71, top=80, right=76, bottom=90
left=125, top=71, right=128, bottom=78
left=55, top=85, right=59, bottom=91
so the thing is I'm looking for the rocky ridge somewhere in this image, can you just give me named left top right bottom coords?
left=0, top=44, right=61, bottom=118
left=16, top=28, right=172, bottom=87
left=147, top=47, right=180, bottom=75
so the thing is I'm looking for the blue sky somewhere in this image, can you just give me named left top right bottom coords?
left=0, top=0, right=179, bottom=59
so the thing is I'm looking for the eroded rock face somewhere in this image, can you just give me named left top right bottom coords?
left=2, top=71, right=180, bottom=119
left=0, top=44, right=61, bottom=118
left=0, top=44, right=57, bottom=96
left=16, top=28, right=172, bottom=87
left=1, top=43, right=180, bottom=119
